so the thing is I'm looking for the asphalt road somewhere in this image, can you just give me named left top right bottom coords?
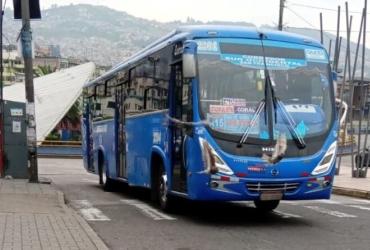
left=39, top=158, right=370, bottom=250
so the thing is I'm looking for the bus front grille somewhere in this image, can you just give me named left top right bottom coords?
left=246, top=182, right=300, bottom=193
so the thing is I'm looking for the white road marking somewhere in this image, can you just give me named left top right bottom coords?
left=82, top=178, right=97, bottom=184
left=273, top=210, right=302, bottom=219
left=280, top=200, right=299, bottom=205
left=72, top=200, right=111, bottom=221
left=80, top=208, right=111, bottom=221
left=350, top=199, right=370, bottom=204
left=347, top=205, right=370, bottom=211
left=120, top=199, right=176, bottom=221
left=73, top=200, right=92, bottom=209
left=304, top=206, right=357, bottom=218
left=314, top=199, right=341, bottom=204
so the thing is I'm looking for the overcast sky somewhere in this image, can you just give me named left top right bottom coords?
left=11, top=0, right=370, bottom=43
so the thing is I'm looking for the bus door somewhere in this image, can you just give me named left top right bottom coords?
left=82, top=97, right=94, bottom=172
left=116, top=84, right=127, bottom=179
left=170, top=63, right=190, bottom=192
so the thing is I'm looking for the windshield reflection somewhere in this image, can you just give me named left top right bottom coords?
left=198, top=53, right=333, bottom=142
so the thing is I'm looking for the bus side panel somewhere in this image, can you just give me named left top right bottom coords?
left=92, top=120, right=117, bottom=178
left=125, top=112, right=168, bottom=187
left=81, top=115, right=89, bottom=172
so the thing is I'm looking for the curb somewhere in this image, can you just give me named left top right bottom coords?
left=38, top=154, right=83, bottom=159
left=57, top=191, right=109, bottom=250
left=333, top=186, right=370, bottom=200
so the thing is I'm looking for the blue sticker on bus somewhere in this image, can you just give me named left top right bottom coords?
left=295, top=121, right=309, bottom=138
left=207, top=113, right=259, bottom=134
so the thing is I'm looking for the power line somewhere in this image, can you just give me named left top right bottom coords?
left=286, top=6, right=316, bottom=29
left=285, top=7, right=367, bottom=61
left=288, top=1, right=364, bottom=14
left=286, top=4, right=370, bottom=33
left=288, top=27, right=370, bottom=33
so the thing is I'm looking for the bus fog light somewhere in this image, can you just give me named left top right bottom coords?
left=323, top=180, right=331, bottom=187
left=210, top=181, right=219, bottom=188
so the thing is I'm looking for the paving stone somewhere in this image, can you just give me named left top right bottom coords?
left=0, top=180, right=108, bottom=250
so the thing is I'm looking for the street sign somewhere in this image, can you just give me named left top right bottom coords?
left=13, top=0, right=41, bottom=19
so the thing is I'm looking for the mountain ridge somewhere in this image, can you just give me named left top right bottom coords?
left=3, top=4, right=370, bottom=75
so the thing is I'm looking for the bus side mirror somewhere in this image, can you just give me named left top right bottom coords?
left=183, top=54, right=196, bottom=79
left=182, top=40, right=197, bottom=79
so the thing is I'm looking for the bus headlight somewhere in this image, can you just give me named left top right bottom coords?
left=199, top=138, right=234, bottom=175
left=311, top=141, right=337, bottom=175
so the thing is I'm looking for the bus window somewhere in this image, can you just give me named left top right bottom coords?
left=92, top=82, right=115, bottom=121
left=127, top=49, right=171, bottom=114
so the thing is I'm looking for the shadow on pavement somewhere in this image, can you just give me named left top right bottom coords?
left=99, top=180, right=309, bottom=227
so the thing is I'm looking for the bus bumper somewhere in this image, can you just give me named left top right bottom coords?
left=187, top=171, right=335, bottom=201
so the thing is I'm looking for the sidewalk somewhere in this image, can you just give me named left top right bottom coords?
left=333, top=164, right=370, bottom=199
left=0, top=179, right=108, bottom=250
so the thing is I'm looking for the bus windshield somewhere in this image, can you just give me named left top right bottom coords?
left=197, top=38, right=334, bottom=144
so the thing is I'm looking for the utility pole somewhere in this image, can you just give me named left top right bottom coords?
left=278, top=0, right=285, bottom=31
left=0, top=0, right=3, bottom=177
left=20, top=0, right=38, bottom=182
left=319, top=12, right=324, bottom=44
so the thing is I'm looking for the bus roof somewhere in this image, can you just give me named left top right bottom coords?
left=85, top=25, right=323, bottom=88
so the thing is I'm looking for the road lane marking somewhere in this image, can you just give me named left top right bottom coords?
left=280, top=201, right=299, bottom=205
left=80, top=208, right=111, bottom=221
left=314, top=200, right=341, bottom=204
left=120, top=199, right=176, bottom=221
left=347, top=205, right=370, bottom=211
left=304, top=206, right=357, bottom=218
left=82, top=178, right=98, bottom=184
left=273, top=210, right=302, bottom=219
left=72, top=200, right=111, bottom=221
left=351, top=199, right=370, bottom=204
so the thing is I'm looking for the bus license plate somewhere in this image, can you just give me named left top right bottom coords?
left=260, top=191, right=283, bottom=201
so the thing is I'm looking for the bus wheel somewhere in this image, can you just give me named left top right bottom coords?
left=158, top=169, right=173, bottom=211
left=99, top=164, right=113, bottom=191
left=254, top=200, right=280, bottom=212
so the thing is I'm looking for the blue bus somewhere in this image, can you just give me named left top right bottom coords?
left=82, top=26, right=338, bottom=212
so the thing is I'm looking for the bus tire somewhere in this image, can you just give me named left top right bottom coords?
left=254, top=200, right=280, bottom=212
left=157, top=166, right=173, bottom=212
left=99, top=156, right=113, bottom=191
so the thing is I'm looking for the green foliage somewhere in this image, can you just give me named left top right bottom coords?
left=35, top=65, right=54, bottom=77
left=45, top=129, right=61, bottom=141
left=65, top=98, right=81, bottom=126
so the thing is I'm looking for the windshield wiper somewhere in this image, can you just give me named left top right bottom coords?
left=237, top=32, right=306, bottom=150
left=237, top=100, right=265, bottom=147
left=275, top=98, right=306, bottom=149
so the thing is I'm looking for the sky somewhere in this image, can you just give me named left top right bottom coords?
left=9, top=0, right=370, bottom=43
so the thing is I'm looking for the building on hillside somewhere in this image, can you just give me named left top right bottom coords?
left=35, top=44, right=61, bottom=58
left=33, top=56, right=69, bottom=70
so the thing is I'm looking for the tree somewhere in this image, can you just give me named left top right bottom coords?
left=35, top=65, right=54, bottom=77
left=64, top=98, right=81, bottom=127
